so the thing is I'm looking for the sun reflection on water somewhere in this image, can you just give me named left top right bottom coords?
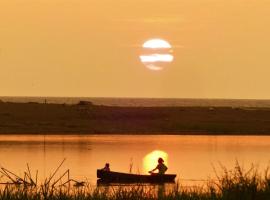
left=143, top=150, right=168, bottom=174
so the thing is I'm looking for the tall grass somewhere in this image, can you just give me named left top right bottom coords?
left=0, top=163, right=269, bottom=200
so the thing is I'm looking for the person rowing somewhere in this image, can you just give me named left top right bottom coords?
left=101, top=163, right=110, bottom=171
left=148, top=157, right=168, bottom=175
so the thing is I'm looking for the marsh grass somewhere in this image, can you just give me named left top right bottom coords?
left=0, top=163, right=270, bottom=200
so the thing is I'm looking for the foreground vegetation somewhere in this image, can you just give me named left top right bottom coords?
left=0, top=164, right=270, bottom=200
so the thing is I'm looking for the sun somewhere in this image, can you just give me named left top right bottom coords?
left=142, top=39, right=172, bottom=49
left=139, top=38, right=174, bottom=71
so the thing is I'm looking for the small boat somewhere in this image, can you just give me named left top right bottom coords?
left=97, top=170, right=176, bottom=183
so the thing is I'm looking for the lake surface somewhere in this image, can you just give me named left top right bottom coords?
left=0, top=135, right=269, bottom=185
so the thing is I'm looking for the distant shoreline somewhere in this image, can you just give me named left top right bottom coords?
left=2, top=96, right=270, bottom=108
left=0, top=101, right=270, bottom=135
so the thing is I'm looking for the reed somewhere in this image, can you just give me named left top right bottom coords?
left=0, top=163, right=269, bottom=200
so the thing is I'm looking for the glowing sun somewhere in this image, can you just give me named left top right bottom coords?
left=139, top=39, right=174, bottom=71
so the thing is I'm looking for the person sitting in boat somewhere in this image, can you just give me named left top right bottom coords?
left=102, top=163, right=110, bottom=171
left=149, top=158, right=168, bottom=175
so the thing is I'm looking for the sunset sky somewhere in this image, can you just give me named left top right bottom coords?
left=1, top=0, right=270, bottom=99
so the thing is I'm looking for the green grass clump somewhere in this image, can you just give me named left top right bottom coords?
left=0, top=163, right=270, bottom=200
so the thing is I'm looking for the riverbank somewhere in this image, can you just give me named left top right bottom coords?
left=0, top=101, right=270, bottom=134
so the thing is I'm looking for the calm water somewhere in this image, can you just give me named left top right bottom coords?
left=0, top=135, right=269, bottom=185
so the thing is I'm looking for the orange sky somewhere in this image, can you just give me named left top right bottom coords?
left=1, top=0, right=270, bottom=98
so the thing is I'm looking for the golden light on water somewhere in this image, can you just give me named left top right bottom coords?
left=143, top=150, right=168, bottom=173
left=139, top=39, right=174, bottom=71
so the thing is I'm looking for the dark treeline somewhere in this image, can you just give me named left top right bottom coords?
left=1, top=101, right=270, bottom=134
